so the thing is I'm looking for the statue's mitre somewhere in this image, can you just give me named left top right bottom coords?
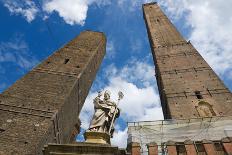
left=104, top=90, right=111, bottom=95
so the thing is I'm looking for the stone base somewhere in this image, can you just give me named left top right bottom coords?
left=43, top=143, right=128, bottom=155
left=84, top=131, right=111, bottom=144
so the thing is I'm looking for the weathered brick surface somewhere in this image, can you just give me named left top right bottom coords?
left=222, top=137, right=232, bottom=155
left=166, top=141, right=177, bottom=155
left=167, top=146, right=177, bottom=155
left=127, top=142, right=141, bottom=155
left=223, top=143, right=232, bottom=155
left=0, top=31, right=106, bottom=154
left=202, top=140, right=217, bottom=155
left=143, top=2, right=232, bottom=119
left=147, top=142, right=158, bottom=155
left=184, top=140, right=197, bottom=155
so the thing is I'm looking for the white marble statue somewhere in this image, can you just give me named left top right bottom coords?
left=88, top=90, right=123, bottom=137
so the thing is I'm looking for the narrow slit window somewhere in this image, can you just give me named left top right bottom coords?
left=0, top=128, right=5, bottom=133
left=64, top=59, right=70, bottom=64
left=195, top=91, right=203, bottom=99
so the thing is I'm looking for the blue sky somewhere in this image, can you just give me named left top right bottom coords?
left=1, top=0, right=232, bottom=148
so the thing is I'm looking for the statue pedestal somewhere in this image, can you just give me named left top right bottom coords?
left=43, top=142, right=128, bottom=155
left=84, top=131, right=111, bottom=144
left=43, top=132, right=128, bottom=155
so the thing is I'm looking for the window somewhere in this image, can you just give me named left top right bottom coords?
left=195, top=142, right=205, bottom=153
left=176, top=143, right=186, bottom=154
left=195, top=91, right=203, bottom=99
left=0, top=128, right=5, bottom=133
left=64, top=58, right=70, bottom=64
left=214, top=141, right=224, bottom=151
left=196, top=101, right=216, bottom=117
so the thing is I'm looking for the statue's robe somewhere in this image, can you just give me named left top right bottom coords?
left=89, top=97, right=119, bottom=133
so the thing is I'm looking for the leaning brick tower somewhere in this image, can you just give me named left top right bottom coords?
left=127, top=2, right=232, bottom=155
left=0, top=31, right=106, bottom=155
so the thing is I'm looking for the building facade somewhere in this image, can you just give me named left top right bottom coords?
left=0, top=31, right=106, bottom=154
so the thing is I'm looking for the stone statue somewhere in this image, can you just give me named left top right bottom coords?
left=88, top=90, right=123, bottom=137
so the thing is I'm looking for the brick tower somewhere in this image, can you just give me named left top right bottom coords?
left=127, top=3, right=232, bottom=155
left=143, top=2, right=232, bottom=119
left=0, top=31, right=106, bottom=154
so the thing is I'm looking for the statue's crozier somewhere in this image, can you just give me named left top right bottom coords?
left=88, top=90, right=120, bottom=137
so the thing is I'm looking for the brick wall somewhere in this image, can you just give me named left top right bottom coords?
left=127, top=142, right=141, bottom=155
left=143, top=138, right=232, bottom=155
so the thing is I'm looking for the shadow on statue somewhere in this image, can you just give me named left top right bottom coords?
left=85, top=90, right=123, bottom=145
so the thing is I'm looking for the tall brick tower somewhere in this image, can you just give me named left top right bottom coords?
left=143, top=2, right=232, bottom=119
left=0, top=31, right=106, bottom=154
left=127, top=3, right=232, bottom=155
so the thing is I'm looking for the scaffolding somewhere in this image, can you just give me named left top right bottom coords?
left=127, top=116, right=232, bottom=154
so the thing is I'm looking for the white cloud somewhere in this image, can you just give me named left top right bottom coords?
left=42, top=0, right=155, bottom=25
left=43, top=0, right=111, bottom=25
left=103, top=76, right=160, bottom=121
left=161, top=0, right=232, bottom=78
left=0, top=35, right=38, bottom=93
left=79, top=59, right=163, bottom=148
left=2, top=0, right=39, bottom=22
left=79, top=92, right=97, bottom=130
left=0, top=34, right=38, bottom=70
left=111, top=128, right=128, bottom=148
left=43, top=0, right=88, bottom=25
left=118, top=59, right=155, bottom=87
left=106, top=40, right=116, bottom=59
left=117, top=0, right=153, bottom=12
left=2, top=0, right=110, bottom=25
left=130, top=38, right=142, bottom=53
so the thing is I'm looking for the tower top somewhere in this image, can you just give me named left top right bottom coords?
left=142, top=2, right=157, bottom=7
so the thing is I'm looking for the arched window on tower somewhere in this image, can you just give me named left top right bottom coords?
left=196, top=101, right=216, bottom=117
